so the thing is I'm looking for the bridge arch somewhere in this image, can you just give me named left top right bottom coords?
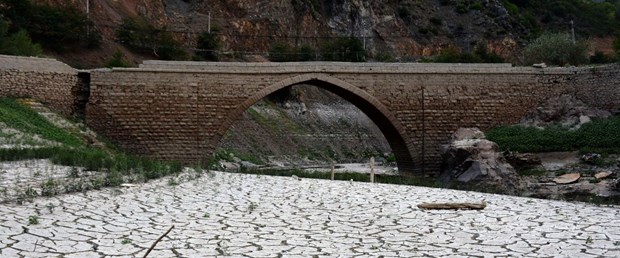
left=213, top=73, right=416, bottom=174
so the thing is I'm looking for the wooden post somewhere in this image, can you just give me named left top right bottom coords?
left=370, top=157, right=375, bottom=183
left=330, top=163, right=335, bottom=180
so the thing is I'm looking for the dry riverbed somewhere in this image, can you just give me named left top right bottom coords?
left=1, top=161, right=620, bottom=257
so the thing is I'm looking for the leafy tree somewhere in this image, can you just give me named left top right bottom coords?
left=523, top=33, right=589, bottom=66
left=0, top=19, right=42, bottom=56
left=195, top=30, right=221, bottom=61
left=105, top=49, right=130, bottom=68
left=614, top=34, right=620, bottom=60
left=320, top=37, right=367, bottom=62
left=268, top=43, right=316, bottom=62
left=269, top=42, right=293, bottom=62
left=116, top=17, right=187, bottom=60
left=0, top=0, right=99, bottom=51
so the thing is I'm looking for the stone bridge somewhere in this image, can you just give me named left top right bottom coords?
left=84, top=61, right=620, bottom=175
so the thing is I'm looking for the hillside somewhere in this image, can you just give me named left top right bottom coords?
left=2, top=0, right=617, bottom=67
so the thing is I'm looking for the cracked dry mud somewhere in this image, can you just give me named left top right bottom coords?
left=1, top=171, right=620, bottom=257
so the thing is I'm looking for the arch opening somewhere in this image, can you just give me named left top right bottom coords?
left=211, top=74, right=416, bottom=175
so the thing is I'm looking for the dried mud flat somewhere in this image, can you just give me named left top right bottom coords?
left=1, top=166, right=620, bottom=257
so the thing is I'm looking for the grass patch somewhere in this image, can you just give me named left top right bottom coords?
left=0, top=98, right=184, bottom=190
left=0, top=98, right=83, bottom=146
left=486, top=116, right=620, bottom=154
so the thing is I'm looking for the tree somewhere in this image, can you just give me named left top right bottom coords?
left=116, top=17, right=187, bottom=60
left=614, top=34, right=620, bottom=61
left=320, top=37, right=367, bottom=62
left=195, top=30, right=221, bottom=61
left=268, top=42, right=293, bottom=62
left=523, top=33, right=589, bottom=66
left=105, top=49, right=130, bottom=68
left=0, top=20, right=42, bottom=56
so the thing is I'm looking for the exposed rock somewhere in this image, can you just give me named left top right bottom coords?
left=520, top=95, right=611, bottom=130
left=553, top=173, right=581, bottom=184
left=440, top=128, right=521, bottom=193
left=580, top=153, right=602, bottom=164
left=504, top=152, right=542, bottom=170
left=595, top=171, right=613, bottom=179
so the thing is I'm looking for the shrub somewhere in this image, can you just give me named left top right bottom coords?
left=116, top=17, right=187, bottom=60
left=1, top=0, right=100, bottom=51
left=269, top=42, right=293, bottom=62
left=105, top=49, right=131, bottom=68
left=0, top=20, right=42, bottom=56
left=523, top=32, right=589, bottom=66
left=268, top=43, right=316, bottom=62
left=487, top=116, right=620, bottom=154
left=614, top=34, right=620, bottom=60
left=320, top=37, right=367, bottom=62
left=589, top=51, right=616, bottom=64
left=195, top=30, right=221, bottom=61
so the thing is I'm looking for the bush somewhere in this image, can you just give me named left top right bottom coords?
left=614, top=34, right=620, bottom=60
left=116, top=17, right=187, bottom=60
left=195, top=30, right=221, bottom=61
left=268, top=42, right=293, bottom=62
left=431, top=44, right=504, bottom=63
left=105, top=49, right=131, bottom=68
left=0, top=20, right=42, bottom=56
left=268, top=43, right=316, bottom=62
left=487, top=116, right=620, bottom=154
left=320, top=37, right=367, bottom=62
left=523, top=32, right=589, bottom=66
left=589, top=51, right=616, bottom=64
left=1, top=0, right=100, bottom=51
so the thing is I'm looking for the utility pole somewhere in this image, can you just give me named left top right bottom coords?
left=570, top=20, right=576, bottom=44
left=86, top=0, right=90, bottom=39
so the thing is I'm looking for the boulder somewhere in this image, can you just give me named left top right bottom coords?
left=440, top=128, right=522, bottom=193
left=580, top=153, right=602, bottom=164
left=504, top=152, right=542, bottom=170
left=595, top=171, right=613, bottom=179
left=553, top=173, right=581, bottom=184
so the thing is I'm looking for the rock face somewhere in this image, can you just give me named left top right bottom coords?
left=520, top=94, right=611, bottom=130
left=440, top=128, right=521, bottom=193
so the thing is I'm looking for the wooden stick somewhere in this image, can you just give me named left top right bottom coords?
left=417, top=201, right=486, bottom=210
left=330, top=163, right=335, bottom=180
left=369, top=157, right=375, bottom=183
left=143, top=225, right=175, bottom=258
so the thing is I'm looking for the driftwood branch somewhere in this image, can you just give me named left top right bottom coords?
left=143, top=225, right=175, bottom=258
left=417, top=201, right=486, bottom=210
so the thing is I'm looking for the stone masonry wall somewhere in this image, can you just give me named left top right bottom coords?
left=0, top=55, right=79, bottom=115
left=87, top=62, right=620, bottom=175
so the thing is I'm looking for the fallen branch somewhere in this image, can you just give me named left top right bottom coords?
left=143, top=225, right=175, bottom=258
left=417, top=200, right=486, bottom=210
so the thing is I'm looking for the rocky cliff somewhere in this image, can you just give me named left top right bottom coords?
left=36, top=0, right=533, bottom=66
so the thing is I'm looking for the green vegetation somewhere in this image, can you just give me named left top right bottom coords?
left=0, top=0, right=100, bottom=51
left=0, top=99, right=83, bottom=146
left=0, top=20, right=42, bottom=57
left=523, top=33, right=589, bottom=66
left=268, top=42, right=316, bottom=62
left=27, top=215, right=39, bottom=225
left=428, top=45, right=504, bottom=63
left=105, top=49, right=131, bottom=68
left=116, top=17, right=187, bottom=60
left=486, top=116, right=620, bottom=154
left=0, top=98, right=184, bottom=190
left=320, top=37, right=367, bottom=62
left=501, top=0, right=620, bottom=37
left=614, top=34, right=620, bottom=60
left=195, top=30, right=222, bottom=61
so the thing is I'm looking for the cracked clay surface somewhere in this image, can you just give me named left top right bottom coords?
left=1, top=170, right=619, bottom=257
